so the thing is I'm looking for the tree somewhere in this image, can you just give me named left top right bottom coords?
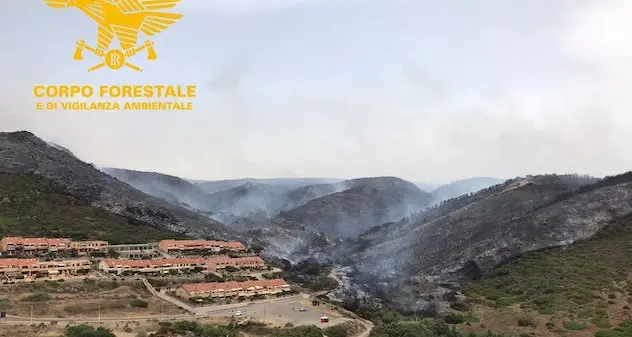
left=65, top=324, right=116, bottom=337
left=270, top=325, right=323, bottom=337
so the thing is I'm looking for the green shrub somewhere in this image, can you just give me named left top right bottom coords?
left=592, top=317, right=612, bottom=329
left=563, top=321, right=585, bottom=330
left=494, top=297, right=515, bottom=307
left=517, top=317, right=535, bottom=327
left=130, top=299, right=148, bottom=308
left=450, top=301, right=471, bottom=312
left=22, top=293, right=52, bottom=302
left=65, top=324, right=116, bottom=337
left=444, top=314, right=465, bottom=324
left=323, top=325, right=347, bottom=337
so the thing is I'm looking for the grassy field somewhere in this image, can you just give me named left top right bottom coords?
left=0, top=278, right=185, bottom=318
left=460, top=216, right=632, bottom=336
left=0, top=173, right=190, bottom=244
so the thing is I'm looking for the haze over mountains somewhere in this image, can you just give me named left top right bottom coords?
left=3, top=130, right=631, bottom=314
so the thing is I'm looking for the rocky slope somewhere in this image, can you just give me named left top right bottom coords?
left=341, top=173, right=630, bottom=312
left=0, top=131, right=236, bottom=240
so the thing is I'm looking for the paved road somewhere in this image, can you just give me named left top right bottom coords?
left=141, top=278, right=197, bottom=313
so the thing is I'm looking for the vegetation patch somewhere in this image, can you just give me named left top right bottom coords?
left=464, top=217, right=632, bottom=317
left=64, top=324, right=116, bottom=337
left=517, top=316, right=535, bottom=327
left=563, top=321, right=585, bottom=331
left=130, top=299, right=148, bottom=308
left=0, top=173, right=189, bottom=244
left=21, top=293, right=52, bottom=302
left=595, top=320, right=632, bottom=337
left=592, top=317, right=612, bottom=329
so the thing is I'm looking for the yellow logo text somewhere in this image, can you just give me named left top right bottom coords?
left=33, top=85, right=196, bottom=112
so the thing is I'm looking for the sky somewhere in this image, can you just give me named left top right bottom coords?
left=0, top=0, right=631, bottom=184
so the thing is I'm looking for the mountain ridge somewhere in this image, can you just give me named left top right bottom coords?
left=341, top=173, right=631, bottom=311
left=0, top=131, right=237, bottom=240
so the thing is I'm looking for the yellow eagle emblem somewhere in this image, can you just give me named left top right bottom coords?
left=42, top=0, right=183, bottom=72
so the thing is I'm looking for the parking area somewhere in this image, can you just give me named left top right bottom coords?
left=210, top=296, right=349, bottom=327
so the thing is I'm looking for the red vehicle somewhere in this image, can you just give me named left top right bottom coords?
left=320, top=316, right=329, bottom=323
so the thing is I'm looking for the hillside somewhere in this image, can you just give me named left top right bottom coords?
left=342, top=173, right=632, bottom=312
left=199, top=178, right=346, bottom=229
left=0, top=131, right=236, bottom=240
left=202, top=182, right=297, bottom=219
left=104, top=171, right=345, bottom=230
left=273, top=177, right=433, bottom=238
left=429, top=177, right=506, bottom=204
left=457, top=215, right=632, bottom=337
left=0, top=173, right=189, bottom=243
left=100, top=167, right=215, bottom=212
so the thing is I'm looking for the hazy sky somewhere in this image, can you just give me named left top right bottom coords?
left=1, top=0, right=631, bottom=184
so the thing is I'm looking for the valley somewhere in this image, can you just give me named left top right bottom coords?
left=1, top=130, right=631, bottom=337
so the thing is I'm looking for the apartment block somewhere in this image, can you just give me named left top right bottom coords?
left=206, top=256, right=266, bottom=271
left=71, top=241, right=109, bottom=255
left=99, top=257, right=206, bottom=275
left=0, top=237, right=72, bottom=255
left=109, top=243, right=160, bottom=259
left=0, top=258, right=91, bottom=277
left=176, top=279, right=291, bottom=299
left=158, top=240, right=246, bottom=253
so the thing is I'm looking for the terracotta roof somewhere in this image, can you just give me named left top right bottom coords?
left=206, top=256, right=264, bottom=265
left=159, top=239, right=246, bottom=249
left=47, top=238, right=72, bottom=245
left=206, top=256, right=233, bottom=264
left=0, top=258, right=38, bottom=267
left=21, top=238, right=48, bottom=245
left=182, top=278, right=290, bottom=293
left=1, top=237, right=24, bottom=244
left=1, top=237, right=72, bottom=246
left=101, top=257, right=205, bottom=268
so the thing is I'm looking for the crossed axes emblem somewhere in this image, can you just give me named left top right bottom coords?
left=72, top=40, right=157, bottom=72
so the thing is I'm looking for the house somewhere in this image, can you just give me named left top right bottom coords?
left=206, top=256, right=266, bottom=271
left=158, top=239, right=247, bottom=253
left=36, top=259, right=92, bottom=276
left=176, top=278, right=291, bottom=299
left=0, top=258, right=91, bottom=277
left=0, top=237, right=73, bottom=255
left=98, top=257, right=206, bottom=275
left=71, top=241, right=109, bottom=255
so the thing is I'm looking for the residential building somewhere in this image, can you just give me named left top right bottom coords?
left=0, top=237, right=72, bottom=255
left=98, top=257, right=206, bottom=275
left=176, top=279, right=291, bottom=299
left=0, top=258, right=91, bottom=277
left=71, top=241, right=109, bottom=255
left=36, top=259, right=92, bottom=276
left=206, top=256, right=266, bottom=271
left=158, top=240, right=246, bottom=253
left=109, top=243, right=160, bottom=259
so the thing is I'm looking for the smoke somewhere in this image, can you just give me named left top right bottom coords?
left=1, top=0, right=631, bottom=183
